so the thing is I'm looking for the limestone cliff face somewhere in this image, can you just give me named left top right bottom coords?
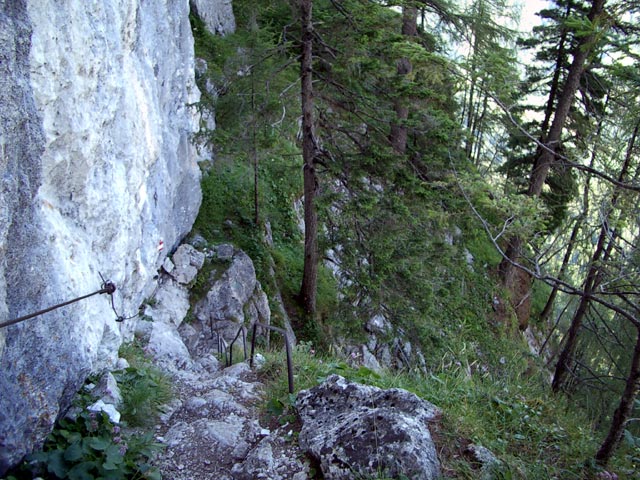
left=0, top=0, right=234, bottom=472
left=191, top=0, right=235, bottom=35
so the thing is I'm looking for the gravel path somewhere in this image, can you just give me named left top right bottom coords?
left=152, top=354, right=309, bottom=479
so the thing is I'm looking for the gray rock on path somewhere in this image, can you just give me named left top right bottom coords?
left=146, top=322, right=194, bottom=373
left=167, top=244, right=206, bottom=285
left=145, top=278, right=191, bottom=327
left=91, top=372, right=123, bottom=407
left=296, top=374, right=442, bottom=480
left=141, top=274, right=195, bottom=373
left=194, top=248, right=270, bottom=343
left=465, top=443, right=502, bottom=480
left=155, top=359, right=293, bottom=480
left=231, top=426, right=310, bottom=480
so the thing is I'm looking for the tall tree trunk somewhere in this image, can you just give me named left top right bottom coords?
left=471, top=88, right=489, bottom=166
left=499, top=0, right=607, bottom=329
left=299, top=0, right=319, bottom=314
left=527, top=0, right=606, bottom=197
left=595, top=325, right=640, bottom=466
left=550, top=244, right=604, bottom=391
left=539, top=93, right=608, bottom=323
left=538, top=0, right=573, bottom=142
left=390, top=5, right=417, bottom=155
left=552, top=119, right=638, bottom=392
left=251, top=73, right=259, bottom=226
left=499, top=236, right=532, bottom=330
left=463, top=0, right=484, bottom=160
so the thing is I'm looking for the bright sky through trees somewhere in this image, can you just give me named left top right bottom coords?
left=518, top=0, right=549, bottom=32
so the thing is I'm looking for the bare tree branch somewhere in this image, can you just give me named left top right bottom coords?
left=490, top=96, right=640, bottom=193
left=450, top=159, right=640, bottom=329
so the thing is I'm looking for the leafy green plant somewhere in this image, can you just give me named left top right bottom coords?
left=113, top=367, right=173, bottom=428
left=6, top=343, right=171, bottom=479
left=7, top=382, right=163, bottom=480
left=115, top=341, right=173, bottom=427
left=16, top=404, right=162, bottom=480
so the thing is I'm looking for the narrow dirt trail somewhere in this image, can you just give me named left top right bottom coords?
left=141, top=246, right=309, bottom=479
left=151, top=351, right=309, bottom=479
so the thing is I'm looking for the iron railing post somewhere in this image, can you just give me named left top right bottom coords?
left=228, top=326, right=247, bottom=367
left=250, top=323, right=258, bottom=368
left=249, top=322, right=294, bottom=394
left=284, top=332, right=294, bottom=394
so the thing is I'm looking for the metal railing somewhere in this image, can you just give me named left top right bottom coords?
left=227, top=326, right=247, bottom=366
left=250, top=322, right=294, bottom=394
left=211, top=322, right=294, bottom=394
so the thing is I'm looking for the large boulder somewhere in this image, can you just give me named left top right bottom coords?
left=296, top=375, right=441, bottom=480
left=194, top=246, right=270, bottom=344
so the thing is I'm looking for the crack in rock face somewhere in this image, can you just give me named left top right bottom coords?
left=296, top=374, right=442, bottom=480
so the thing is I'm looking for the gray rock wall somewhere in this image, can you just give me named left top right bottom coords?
left=0, top=0, right=234, bottom=472
left=190, top=0, right=235, bottom=35
left=0, top=1, right=51, bottom=471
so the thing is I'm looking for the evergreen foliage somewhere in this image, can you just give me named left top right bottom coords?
left=5, top=342, right=167, bottom=480
left=190, top=0, right=640, bottom=475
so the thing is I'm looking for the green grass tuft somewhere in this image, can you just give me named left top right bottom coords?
left=258, top=341, right=638, bottom=478
left=116, top=342, right=174, bottom=427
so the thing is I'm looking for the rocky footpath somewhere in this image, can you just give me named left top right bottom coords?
left=128, top=243, right=445, bottom=480
left=149, top=350, right=445, bottom=480
left=153, top=358, right=309, bottom=480
left=136, top=243, right=308, bottom=479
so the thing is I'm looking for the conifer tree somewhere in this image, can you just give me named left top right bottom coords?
left=458, top=0, right=518, bottom=166
left=552, top=117, right=637, bottom=392
left=500, top=0, right=608, bottom=329
left=390, top=2, right=418, bottom=155
left=299, top=0, right=319, bottom=314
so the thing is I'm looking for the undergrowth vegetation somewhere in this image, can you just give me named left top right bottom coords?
left=4, top=343, right=169, bottom=480
left=259, top=343, right=636, bottom=479
left=116, top=343, right=173, bottom=428
left=191, top=2, right=340, bottom=339
left=189, top=0, right=639, bottom=477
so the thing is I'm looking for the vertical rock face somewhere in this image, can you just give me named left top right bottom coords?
left=0, top=0, right=234, bottom=472
left=0, top=1, right=50, bottom=472
left=190, top=0, right=236, bottom=35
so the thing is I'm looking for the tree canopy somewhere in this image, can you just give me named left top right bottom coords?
left=191, top=0, right=640, bottom=473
